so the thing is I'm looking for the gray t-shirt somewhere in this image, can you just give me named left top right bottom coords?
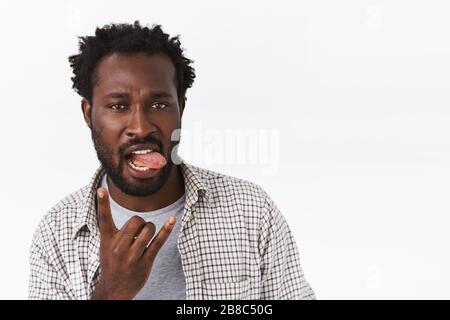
left=100, top=175, right=186, bottom=300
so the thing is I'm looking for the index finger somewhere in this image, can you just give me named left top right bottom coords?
left=96, top=188, right=117, bottom=238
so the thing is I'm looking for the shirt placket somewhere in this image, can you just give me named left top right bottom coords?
left=178, top=199, right=204, bottom=299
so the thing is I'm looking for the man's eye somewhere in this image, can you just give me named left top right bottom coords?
left=109, top=104, right=126, bottom=110
left=152, top=102, right=168, bottom=110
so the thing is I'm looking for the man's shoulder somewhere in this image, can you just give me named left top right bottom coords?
left=49, top=185, right=90, bottom=214
left=33, top=184, right=91, bottom=242
left=188, top=164, right=274, bottom=210
left=191, top=164, right=267, bottom=195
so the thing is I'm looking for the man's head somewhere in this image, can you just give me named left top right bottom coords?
left=68, top=21, right=195, bottom=197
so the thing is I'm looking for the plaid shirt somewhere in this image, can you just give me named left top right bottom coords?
left=29, top=160, right=315, bottom=300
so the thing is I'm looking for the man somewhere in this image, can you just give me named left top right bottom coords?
left=29, top=21, right=315, bottom=300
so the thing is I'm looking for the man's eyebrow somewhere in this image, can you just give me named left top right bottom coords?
left=103, top=92, right=130, bottom=99
left=150, top=91, right=175, bottom=99
left=102, top=91, right=175, bottom=100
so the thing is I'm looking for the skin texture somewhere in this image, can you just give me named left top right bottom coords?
left=81, top=52, right=187, bottom=299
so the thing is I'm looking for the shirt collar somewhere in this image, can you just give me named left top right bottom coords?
left=71, top=158, right=211, bottom=240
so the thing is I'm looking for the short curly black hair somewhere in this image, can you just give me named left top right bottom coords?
left=68, top=21, right=195, bottom=104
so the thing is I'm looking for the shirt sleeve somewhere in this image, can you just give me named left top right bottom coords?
left=258, top=192, right=316, bottom=300
left=28, top=219, right=72, bottom=300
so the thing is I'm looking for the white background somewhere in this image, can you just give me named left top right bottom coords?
left=0, top=0, right=449, bottom=299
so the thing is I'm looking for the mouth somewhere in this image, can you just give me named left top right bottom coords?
left=127, top=156, right=153, bottom=172
left=123, top=144, right=167, bottom=179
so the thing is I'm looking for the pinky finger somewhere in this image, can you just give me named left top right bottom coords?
left=144, top=215, right=176, bottom=263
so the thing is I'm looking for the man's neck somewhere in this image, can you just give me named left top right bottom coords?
left=106, top=165, right=185, bottom=212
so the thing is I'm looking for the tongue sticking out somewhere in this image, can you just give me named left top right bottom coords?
left=130, top=151, right=167, bottom=169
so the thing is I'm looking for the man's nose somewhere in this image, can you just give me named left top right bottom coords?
left=125, top=106, right=157, bottom=139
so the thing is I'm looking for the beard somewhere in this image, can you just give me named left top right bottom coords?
left=90, top=126, right=176, bottom=197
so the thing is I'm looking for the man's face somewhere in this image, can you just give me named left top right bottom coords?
left=82, top=52, right=184, bottom=197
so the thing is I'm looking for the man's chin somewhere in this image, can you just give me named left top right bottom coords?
left=114, top=177, right=164, bottom=197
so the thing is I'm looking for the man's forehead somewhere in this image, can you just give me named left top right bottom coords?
left=93, top=52, right=177, bottom=92
left=100, top=89, right=176, bottom=100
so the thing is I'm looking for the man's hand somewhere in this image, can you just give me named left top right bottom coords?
left=91, top=187, right=176, bottom=300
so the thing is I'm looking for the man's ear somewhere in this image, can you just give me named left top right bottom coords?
left=81, top=98, right=92, bottom=129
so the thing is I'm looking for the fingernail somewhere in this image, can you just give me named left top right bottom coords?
left=97, top=189, right=104, bottom=198
left=169, top=216, right=176, bottom=224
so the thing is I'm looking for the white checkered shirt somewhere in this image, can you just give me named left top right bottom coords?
left=29, top=160, right=315, bottom=300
